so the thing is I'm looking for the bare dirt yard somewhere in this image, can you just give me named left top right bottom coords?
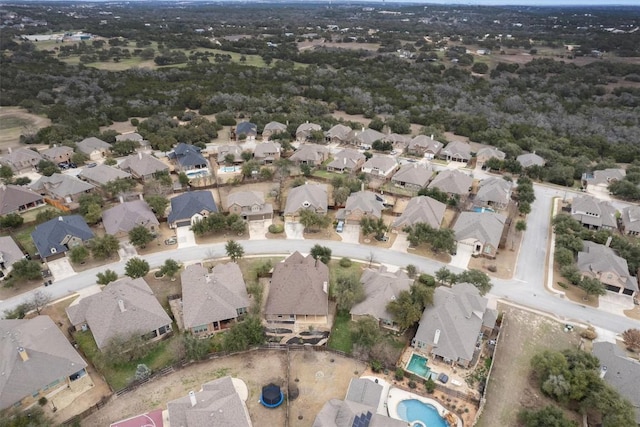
left=0, top=106, right=51, bottom=151
left=475, top=304, right=583, bottom=427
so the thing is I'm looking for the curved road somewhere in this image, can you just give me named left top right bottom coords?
left=1, top=183, right=638, bottom=334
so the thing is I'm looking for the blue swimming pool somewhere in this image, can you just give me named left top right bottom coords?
left=472, top=206, right=495, bottom=213
left=406, top=353, right=430, bottom=379
left=397, top=399, right=448, bottom=427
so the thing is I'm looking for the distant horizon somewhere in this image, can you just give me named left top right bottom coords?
left=7, top=0, right=640, bottom=5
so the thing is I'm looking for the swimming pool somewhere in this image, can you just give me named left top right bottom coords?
left=472, top=206, right=495, bottom=213
left=406, top=353, right=430, bottom=379
left=397, top=399, right=448, bottom=427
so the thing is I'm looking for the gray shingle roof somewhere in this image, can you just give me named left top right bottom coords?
left=263, top=121, right=287, bottom=133
left=0, top=236, right=23, bottom=271
left=592, top=342, right=640, bottom=424
left=265, top=252, right=329, bottom=316
left=76, top=137, right=111, bottom=155
left=327, top=149, right=365, bottom=171
left=340, top=191, right=385, bottom=219
left=254, top=142, right=281, bottom=159
left=571, top=196, right=617, bottom=229
left=0, top=316, right=87, bottom=410
left=41, top=145, right=73, bottom=160
left=181, top=263, right=249, bottom=329
left=362, top=155, right=397, bottom=174
left=102, top=200, right=159, bottom=235
left=350, top=266, right=412, bottom=322
left=30, top=173, right=95, bottom=199
left=296, top=122, right=322, bottom=136
left=0, top=184, right=43, bottom=215
left=476, top=146, right=506, bottom=161
left=428, top=169, right=473, bottom=195
left=119, top=152, right=169, bottom=178
left=441, top=141, right=471, bottom=161
left=284, top=183, right=328, bottom=215
left=409, top=135, right=443, bottom=153
left=353, top=129, right=385, bottom=146
left=577, top=241, right=638, bottom=292
left=414, top=283, right=496, bottom=363
left=582, top=168, right=626, bottom=186
left=0, top=148, right=43, bottom=170
left=290, top=144, right=329, bottom=164
left=516, top=152, right=545, bottom=168
left=115, top=132, right=144, bottom=142
left=392, top=196, right=446, bottom=229
left=31, top=215, right=94, bottom=258
left=66, top=277, right=172, bottom=349
left=168, top=376, right=252, bottom=427
left=325, top=124, right=353, bottom=141
left=168, top=191, right=218, bottom=224
left=622, top=205, right=640, bottom=234
left=78, top=164, right=131, bottom=186
left=453, top=211, right=506, bottom=250
left=391, top=163, right=433, bottom=188
left=475, top=177, right=513, bottom=206
left=217, top=145, right=244, bottom=163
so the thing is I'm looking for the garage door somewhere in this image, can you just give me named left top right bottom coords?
left=175, top=220, right=191, bottom=228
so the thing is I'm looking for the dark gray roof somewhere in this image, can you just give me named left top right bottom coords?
left=571, top=196, right=617, bottom=229
left=475, top=177, right=513, bottom=206
left=577, top=241, right=638, bottom=292
left=168, top=191, right=218, bottom=224
left=78, top=164, right=131, bottom=185
left=31, top=215, right=94, bottom=258
left=516, top=152, right=545, bottom=168
left=428, top=169, right=473, bottom=195
left=391, top=163, right=433, bottom=188
left=284, top=183, right=328, bottom=215
left=0, top=184, right=43, bottom=215
left=0, top=316, right=87, bottom=410
left=76, top=137, right=111, bottom=155
left=169, top=143, right=208, bottom=168
left=453, top=211, right=506, bottom=250
left=0, top=236, right=23, bottom=271
left=592, top=342, right=640, bottom=424
left=622, top=205, right=640, bottom=234
left=236, top=121, right=257, bottom=136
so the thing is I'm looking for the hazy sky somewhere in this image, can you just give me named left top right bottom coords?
left=409, top=1, right=639, bottom=4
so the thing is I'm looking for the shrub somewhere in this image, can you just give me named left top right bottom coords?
left=408, top=380, right=417, bottom=389
left=339, top=257, right=352, bottom=268
left=130, top=118, right=139, bottom=126
left=394, top=368, right=405, bottom=381
left=38, top=397, right=47, bottom=406
left=580, top=327, right=598, bottom=340
left=370, top=360, right=383, bottom=373
left=425, top=377, right=436, bottom=393
left=268, top=224, right=284, bottom=234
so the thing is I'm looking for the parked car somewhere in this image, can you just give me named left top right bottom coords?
left=336, top=220, right=344, bottom=233
left=438, top=373, right=449, bottom=384
left=164, top=237, right=177, bottom=245
left=86, top=162, right=97, bottom=168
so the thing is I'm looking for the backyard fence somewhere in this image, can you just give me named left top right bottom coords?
left=473, top=312, right=505, bottom=423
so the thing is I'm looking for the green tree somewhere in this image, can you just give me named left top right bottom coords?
left=518, top=405, right=578, bottom=427
left=222, top=316, right=265, bottom=352
left=352, top=317, right=381, bottom=349
left=456, top=269, right=493, bottom=295
left=622, top=328, right=640, bottom=353
left=516, top=219, right=527, bottom=233
left=299, top=209, right=330, bottom=233
left=159, top=259, right=181, bottom=279
left=333, top=273, right=365, bottom=312
left=35, top=209, right=61, bottom=224
left=554, top=247, right=575, bottom=266
left=10, top=259, right=42, bottom=280
left=360, top=217, right=387, bottom=240
left=225, top=240, right=244, bottom=262
left=129, top=225, right=154, bottom=248
left=0, top=212, right=24, bottom=230
left=145, top=195, right=169, bottom=219
left=435, top=266, right=454, bottom=286
left=0, top=407, right=54, bottom=427
left=387, top=290, right=422, bottom=331
left=0, top=164, right=14, bottom=183
left=84, top=203, right=103, bottom=225
left=96, top=269, right=118, bottom=285
left=90, top=234, right=120, bottom=259
left=68, top=245, right=89, bottom=264
left=406, top=264, right=418, bottom=278
left=182, top=333, right=211, bottom=361
left=178, top=172, right=190, bottom=187
left=519, top=201, right=532, bottom=216
left=36, top=159, right=60, bottom=176
left=102, top=178, right=135, bottom=199
left=579, top=276, right=606, bottom=300
left=71, top=152, right=88, bottom=165
left=310, top=244, right=332, bottom=264
left=78, top=193, right=104, bottom=215
left=125, top=257, right=150, bottom=278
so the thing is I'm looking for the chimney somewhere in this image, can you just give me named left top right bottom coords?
left=430, top=134, right=434, bottom=140
left=18, top=347, right=29, bottom=362
left=343, top=157, right=347, bottom=165
left=118, top=299, right=125, bottom=313
left=434, top=329, right=440, bottom=345
left=58, top=216, right=63, bottom=221
left=605, top=236, right=612, bottom=247
left=322, top=281, right=328, bottom=294
left=138, top=152, right=142, bottom=160
left=118, top=195, right=124, bottom=204
left=138, top=194, right=144, bottom=201
left=189, top=390, right=197, bottom=407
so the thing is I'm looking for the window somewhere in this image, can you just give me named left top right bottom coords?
left=193, top=324, right=208, bottom=334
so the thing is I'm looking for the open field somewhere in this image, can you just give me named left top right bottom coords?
left=0, top=107, right=51, bottom=151
left=475, top=305, right=582, bottom=427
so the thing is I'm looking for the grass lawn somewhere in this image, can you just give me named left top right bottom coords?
left=10, top=224, right=37, bottom=256
left=328, top=311, right=353, bottom=354
left=74, top=330, right=180, bottom=391
left=312, top=170, right=341, bottom=181
left=381, top=182, right=416, bottom=197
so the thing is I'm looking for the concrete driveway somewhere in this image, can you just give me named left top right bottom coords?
left=118, top=241, right=137, bottom=261
left=285, top=221, right=304, bottom=240
left=340, top=224, right=360, bottom=244
left=449, top=243, right=473, bottom=269
left=46, top=257, right=76, bottom=282
left=248, top=219, right=272, bottom=240
left=177, top=226, right=197, bottom=248
left=390, top=232, right=410, bottom=253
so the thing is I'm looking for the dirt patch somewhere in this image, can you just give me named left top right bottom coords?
left=551, top=265, right=599, bottom=308
left=99, top=119, right=139, bottom=135
left=144, top=271, right=182, bottom=311
left=0, top=106, right=51, bottom=151
left=475, top=305, right=582, bottom=427
left=136, top=223, right=178, bottom=256
left=624, top=306, right=640, bottom=320
left=406, top=245, right=451, bottom=264
left=0, top=278, right=43, bottom=302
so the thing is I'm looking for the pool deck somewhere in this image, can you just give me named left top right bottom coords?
left=387, top=387, right=463, bottom=427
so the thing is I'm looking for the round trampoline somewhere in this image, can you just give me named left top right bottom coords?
left=260, top=383, right=284, bottom=408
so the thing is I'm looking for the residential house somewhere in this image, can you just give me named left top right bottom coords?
left=326, top=149, right=365, bottom=174
left=77, top=164, right=131, bottom=186
left=325, top=124, right=353, bottom=144
left=262, top=121, right=287, bottom=140
left=313, top=377, right=407, bottom=427
left=427, top=169, right=473, bottom=198
left=254, top=141, right=281, bottom=164
left=168, top=190, right=218, bottom=228
left=217, top=145, right=244, bottom=165
left=264, top=251, right=330, bottom=327
left=582, top=168, right=626, bottom=192
left=284, top=183, right=328, bottom=219
left=592, top=342, right=640, bottom=424
left=453, top=211, right=507, bottom=259
left=235, top=121, right=258, bottom=141
left=76, top=137, right=111, bottom=161
left=621, top=205, right=640, bottom=236
left=412, top=283, right=497, bottom=368
left=516, top=152, right=545, bottom=168
left=66, top=277, right=173, bottom=350
left=296, top=122, right=322, bottom=141
left=169, top=143, right=210, bottom=178
left=475, top=177, right=513, bottom=210
left=350, top=266, right=413, bottom=331
left=476, top=147, right=506, bottom=169
left=41, top=145, right=73, bottom=164
left=577, top=241, right=638, bottom=297
left=167, top=377, right=252, bottom=427
left=30, top=173, right=95, bottom=204
left=352, top=128, right=385, bottom=148
left=0, top=316, right=88, bottom=410
left=391, top=196, right=446, bottom=230
left=0, top=183, right=44, bottom=215
left=382, top=133, right=411, bottom=152
left=290, top=144, right=329, bottom=166
left=180, top=263, right=250, bottom=336
left=0, top=236, right=24, bottom=280
left=361, top=155, right=398, bottom=180
left=571, top=195, right=617, bottom=230
left=115, top=132, right=145, bottom=148
left=31, top=215, right=94, bottom=261
left=0, top=147, right=43, bottom=173
left=391, top=163, right=433, bottom=192
left=439, top=141, right=471, bottom=163
left=119, top=152, right=169, bottom=180
left=102, top=199, right=159, bottom=238
left=408, top=135, right=443, bottom=159
left=336, top=191, right=385, bottom=224
left=227, top=191, right=273, bottom=221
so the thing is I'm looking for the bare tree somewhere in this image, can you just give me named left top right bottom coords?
left=29, top=290, right=51, bottom=315
left=622, top=329, right=640, bottom=353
